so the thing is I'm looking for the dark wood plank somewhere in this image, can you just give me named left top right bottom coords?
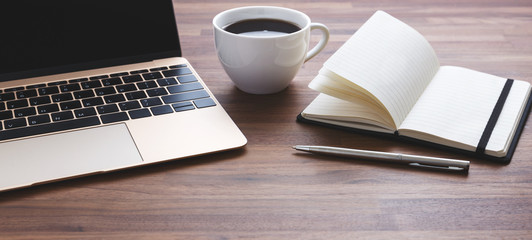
left=1, top=0, right=532, bottom=239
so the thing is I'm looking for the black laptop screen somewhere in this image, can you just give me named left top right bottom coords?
left=0, top=0, right=181, bottom=81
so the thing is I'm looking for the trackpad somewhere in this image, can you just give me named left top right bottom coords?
left=0, top=124, right=143, bottom=190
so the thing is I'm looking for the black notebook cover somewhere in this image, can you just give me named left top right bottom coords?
left=297, top=91, right=532, bottom=163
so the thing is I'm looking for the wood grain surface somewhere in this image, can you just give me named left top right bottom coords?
left=1, top=0, right=532, bottom=239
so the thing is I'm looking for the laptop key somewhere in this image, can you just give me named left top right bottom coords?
left=125, top=91, right=147, bottom=100
left=0, top=102, right=5, bottom=111
left=60, top=100, right=82, bottom=110
left=0, top=111, right=14, bottom=120
left=26, top=84, right=47, bottom=89
left=7, top=99, right=28, bottom=109
left=0, top=116, right=101, bottom=142
left=150, top=67, right=168, bottom=71
left=29, top=96, right=51, bottom=106
left=48, top=81, right=68, bottom=86
left=74, top=107, right=97, bottom=118
left=169, top=64, right=187, bottom=69
left=82, top=97, right=105, bottom=107
left=5, top=87, right=25, bottom=92
left=118, top=101, right=141, bottom=111
left=81, top=81, right=103, bottom=89
left=110, top=72, right=129, bottom=77
left=73, top=90, right=95, bottom=99
left=60, top=83, right=81, bottom=92
left=97, top=104, right=119, bottom=114
left=122, top=75, right=143, bottom=83
left=142, top=72, right=163, bottom=80
left=140, top=97, right=163, bottom=107
left=129, top=109, right=152, bottom=119
left=177, top=75, right=198, bottom=83
left=157, top=77, right=178, bottom=86
left=51, top=93, right=73, bottom=102
left=167, top=82, right=203, bottom=94
left=161, top=90, right=210, bottom=104
left=194, top=98, right=216, bottom=108
left=162, top=68, right=192, bottom=77
left=130, top=69, right=148, bottom=75
left=0, top=92, right=16, bottom=101
left=116, top=83, right=138, bottom=93
left=68, top=78, right=89, bottom=83
left=28, top=115, right=51, bottom=125
left=137, top=81, right=157, bottom=90
left=95, top=87, right=117, bottom=96
left=38, top=86, right=60, bottom=95
left=146, top=88, right=168, bottom=97
left=102, top=77, right=122, bottom=86
left=89, top=74, right=109, bottom=80
left=16, top=89, right=38, bottom=98
left=172, top=102, right=195, bottom=112
left=14, top=107, right=36, bottom=118
left=51, top=111, right=74, bottom=121
left=4, top=118, right=27, bottom=129
left=100, top=112, right=129, bottom=124
left=37, top=104, right=60, bottom=114
left=151, top=105, right=173, bottom=115
left=104, top=94, right=126, bottom=103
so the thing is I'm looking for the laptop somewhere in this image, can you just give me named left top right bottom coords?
left=0, top=0, right=247, bottom=191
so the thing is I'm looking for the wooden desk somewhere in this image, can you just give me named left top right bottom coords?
left=2, top=0, right=532, bottom=239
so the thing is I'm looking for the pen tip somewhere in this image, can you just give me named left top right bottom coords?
left=292, top=145, right=311, bottom=151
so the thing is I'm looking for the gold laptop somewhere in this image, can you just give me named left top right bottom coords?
left=0, top=0, right=247, bottom=191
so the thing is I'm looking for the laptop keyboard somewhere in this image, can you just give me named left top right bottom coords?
left=0, top=64, right=216, bottom=141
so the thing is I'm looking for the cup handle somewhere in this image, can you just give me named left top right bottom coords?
left=304, top=23, right=330, bottom=62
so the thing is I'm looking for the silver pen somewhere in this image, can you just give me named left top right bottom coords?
left=293, top=145, right=470, bottom=171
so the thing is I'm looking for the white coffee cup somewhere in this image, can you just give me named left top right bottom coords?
left=213, top=6, right=329, bottom=94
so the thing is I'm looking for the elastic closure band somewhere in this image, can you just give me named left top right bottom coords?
left=476, top=79, right=514, bottom=154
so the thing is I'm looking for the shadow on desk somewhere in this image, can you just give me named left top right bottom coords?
left=219, top=84, right=305, bottom=113
left=292, top=151, right=470, bottom=177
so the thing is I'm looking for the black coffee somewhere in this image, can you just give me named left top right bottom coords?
left=224, top=19, right=301, bottom=36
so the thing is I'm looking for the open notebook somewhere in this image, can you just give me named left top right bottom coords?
left=298, top=11, right=532, bottom=162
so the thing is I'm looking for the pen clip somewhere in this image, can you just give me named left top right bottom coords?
left=408, top=163, right=467, bottom=171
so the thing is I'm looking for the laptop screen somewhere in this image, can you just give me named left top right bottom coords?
left=0, top=0, right=181, bottom=81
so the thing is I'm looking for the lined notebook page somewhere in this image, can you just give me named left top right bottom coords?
left=316, top=11, right=440, bottom=128
left=399, top=66, right=531, bottom=156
